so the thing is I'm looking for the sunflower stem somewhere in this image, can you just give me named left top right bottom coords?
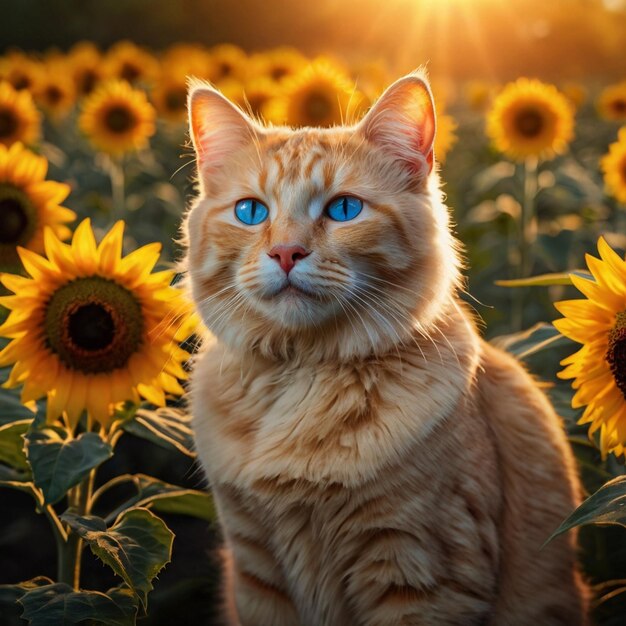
left=109, top=156, right=125, bottom=214
left=512, top=156, right=539, bottom=331
left=57, top=468, right=96, bottom=589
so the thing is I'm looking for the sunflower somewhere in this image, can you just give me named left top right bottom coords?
left=0, top=219, right=194, bottom=428
left=597, top=81, right=626, bottom=122
left=242, top=77, right=279, bottom=120
left=68, top=41, right=106, bottom=96
left=0, top=81, right=41, bottom=148
left=79, top=80, right=156, bottom=156
left=266, top=59, right=365, bottom=128
left=215, top=79, right=246, bottom=108
left=104, top=41, right=159, bottom=86
left=35, top=64, right=76, bottom=120
left=161, top=44, right=212, bottom=81
left=601, top=127, right=626, bottom=204
left=435, top=110, right=457, bottom=164
left=247, top=47, right=307, bottom=84
left=486, top=78, right=574, bottom=161
left=1, top=52, right=43, bottom=92
left=554, top=237, right=626, bottom=458
left=207, top=44, right=248, bottom=83
left=0, top=142, right=74, bottom=272
left=151, top=73, right=189, bottom=123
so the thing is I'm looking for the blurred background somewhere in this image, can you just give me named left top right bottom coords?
left=2, top=0, right=626, bottom=79
left=1, top=1, right=626, bottom=625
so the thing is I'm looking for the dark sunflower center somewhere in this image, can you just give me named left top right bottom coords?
left=45, top=276, right=144, bottom=374
left=607, top=312, right=626, bottom=399
left=218, top=62, right=233, bottom=78
left=248, top=94, right=268, bottom=115
left=68, top=303, right=115, bottom=351
left=104, top=105, right=136, bottom=134
left=12, top=74, right=31, bottom=91
left=304, top=91, right=333, bottom=124
left=45, top=85, right=63, bottom=105
left=612, top=99, right=626, bottom=115
left=271, top=66, right=288, bottom=81
left=165, top=87, right=187, bottom=112
left=0, top=197, right=28, bottom=243
left=0, top=108, right=18, bottom=139
left=0, top=184, right=37, bottom=246
left=120, top=62, right=141, bottom=83
left=515, top=107, right=544, bottom=138
left=80, top=69, right=98, bottom=95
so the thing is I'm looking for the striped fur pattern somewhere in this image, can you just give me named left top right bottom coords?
left=183, top=72, right=588, bottom=625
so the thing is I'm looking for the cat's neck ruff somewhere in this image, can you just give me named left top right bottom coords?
left=191, top=299, right=481, bottom=488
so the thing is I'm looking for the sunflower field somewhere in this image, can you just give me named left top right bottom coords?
left=1, top=1, right=626, bottom=624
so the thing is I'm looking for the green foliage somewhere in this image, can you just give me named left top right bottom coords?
left=25, top=428, right=113, bottom=504
left=549, top=476, right=626, bottom=543
left=19, top=582, right=138, bottom=626
left=491, top=322, right=570, bottom=359
left=0, top=389, right=212, bottom=624
left=0, top=576, right=53, bottom=607
left=121, top=407, right=196, bottom=458
left=102, top=474, right=215, bottom=524
left=0, top=419, right=31, bottom=471
left=61, top=508, right=173, bottom=613
left=0, top=385, right=37, bottom=426
left=495, top=270, right=591, bottom=287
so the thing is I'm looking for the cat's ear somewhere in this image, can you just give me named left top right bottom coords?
left=357, top=72, right=436, bottom=176
left=188, top=79, right=260, bottom=183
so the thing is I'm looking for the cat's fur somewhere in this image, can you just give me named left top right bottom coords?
left=183, top=71, right=589, bottom=625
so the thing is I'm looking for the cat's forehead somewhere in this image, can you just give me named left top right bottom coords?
left=265, top=127, right=345, bottom=153
left=258, top=127, right=354, bottom=187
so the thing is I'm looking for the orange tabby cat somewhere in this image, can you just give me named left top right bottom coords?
left=183, top=71, right=588, bottom=626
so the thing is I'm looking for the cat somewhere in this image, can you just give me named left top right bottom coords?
left=183, top=70, right=589, bottom=626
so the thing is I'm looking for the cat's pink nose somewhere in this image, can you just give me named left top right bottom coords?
left=268, top=244, right=310, bottom=274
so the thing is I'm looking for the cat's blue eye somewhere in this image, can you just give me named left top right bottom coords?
left=234, top=199, right=269, bottom=226
left=325, top=196, right=363, bottom=222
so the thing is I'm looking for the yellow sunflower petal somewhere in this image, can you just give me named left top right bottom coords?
left=0, top=219, right=192, bottom=431
left=97, top=220, right=125, bottom=273
left=555, top=235, right=626, bottom=458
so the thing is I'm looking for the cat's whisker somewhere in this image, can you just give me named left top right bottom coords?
left=330, top=292, right=361, bottom=353
left=208, top=292, right=247, bottom=333
left=350, top=284, right=429, bottom=366
left=170, top=154, right=196, bottom=181
left=348, top=287, right=406, bottom=369
left=336, top=292, right=378, bottom=357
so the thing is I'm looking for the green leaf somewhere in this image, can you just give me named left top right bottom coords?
left=0, top=463, right=31, bottom=483
left=25, top=429, right=112, bottom=504
left=122, top=407, right=195, bottom=457
left=0, top=385, right=36, bottom=426
left=0, top=419, right=30, bottom=470
left=150, top=490, right=215, bottom=521
left=547, top=476, right=626, bottom=545
left=490, top=322, right=569, bottom=359
left=494, top=269, right=592, bottom=287
left=0, top=478, right=43, bottom=506
left=0, top=576, right=53, bottom=607
left=61, top=507, right=174, bottom=612
left=104, top=474, right=215, bottom=524
left=18, top=583, right=138, bottom=626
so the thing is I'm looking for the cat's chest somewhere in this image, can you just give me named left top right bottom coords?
left=191, top=344, right=472, bottom=489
